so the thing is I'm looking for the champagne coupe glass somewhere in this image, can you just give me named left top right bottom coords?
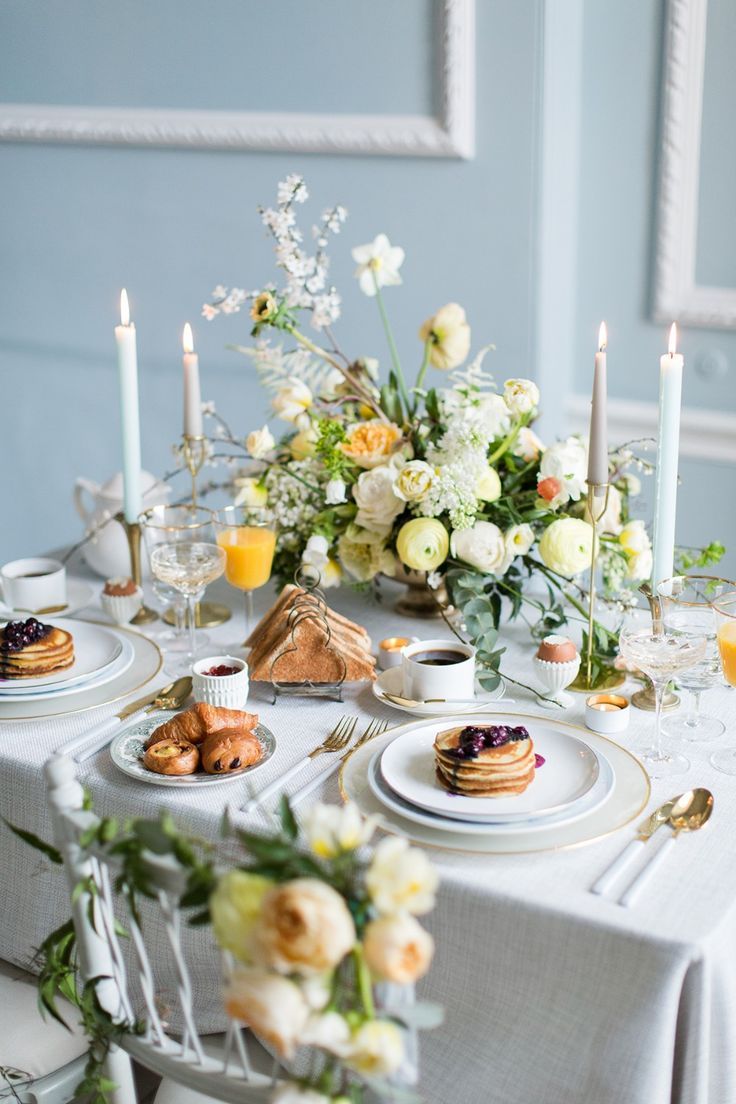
left=215, top=506, right=277, bottom=643
left=658, top=575, right=736, bottom=742
left=709, top=591, right=736, bottom=774
left=150, top=541, right=225, bottom=676
left=618, top=617, right=707, bottom=778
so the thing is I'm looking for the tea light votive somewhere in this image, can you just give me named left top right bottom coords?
left=585, top=693, right=630, bottom=735
left=378, top=635, right=418, bottom=669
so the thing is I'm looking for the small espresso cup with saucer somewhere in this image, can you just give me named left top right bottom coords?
left=0, top=557, right=67, bottom=613
left=401, top=638, right=476, bottom=703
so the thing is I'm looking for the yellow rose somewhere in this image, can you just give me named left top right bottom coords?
left=396, top=518, right=449, bottom=572
left=475, top=465, right=502, bottom=503
left=539, top=518, right=594, bottom=577
left=419, top=303, right=471, bottom=370
left=255, top=879, right=356, bottom=976
left=363, top=913, right=434, bottom=983
left=210, top=870, right=274, bottom=963
left=340, top=419, right=403, bottom=469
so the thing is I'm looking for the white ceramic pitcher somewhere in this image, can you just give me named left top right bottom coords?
left=74, top=471, right=171, bottom=578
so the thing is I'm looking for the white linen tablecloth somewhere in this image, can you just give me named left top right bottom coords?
left=2, top=563, right=736, bottom=1104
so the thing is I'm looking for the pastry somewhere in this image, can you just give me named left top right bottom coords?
left=0, top=619, right=75, bottom=679
left=146, top=701, right=259, bottom=748
left=101, top=577, right=143, bottom=624
left=434, top=724, right=536, bottom=798
left=200, top=729, right=262, bottom=774
left=103, top=577, right=138, bottom=598
left=143, top=739, right=199, bottom=776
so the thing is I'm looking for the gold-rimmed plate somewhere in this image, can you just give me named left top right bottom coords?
left=339, top=711, right=650, bottom=855
left=0, top=627, right=162, bottom=721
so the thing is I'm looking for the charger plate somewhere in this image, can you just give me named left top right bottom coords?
left=0, top=627, right=162, bottom=720
left=340, top=711, right=650, bottom=854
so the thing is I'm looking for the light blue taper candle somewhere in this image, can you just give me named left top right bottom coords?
left=651, top=323, right=684, bottom=589
left=114, top=289, right=142, bottom=524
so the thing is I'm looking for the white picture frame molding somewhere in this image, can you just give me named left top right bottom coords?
left=0, top=0, right=475, bottom=159
left=654, top=0, right=736, bottom=327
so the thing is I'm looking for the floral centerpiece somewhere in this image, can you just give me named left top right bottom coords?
left=11, top=798, right=440, bottom=1104
left=197, top=175, right=723, bottom=691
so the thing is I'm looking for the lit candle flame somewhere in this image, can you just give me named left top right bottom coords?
left=668, top=322, right=678, bottom=356
left=120, top=288, right=130, bottom=326
left=182, top=322, right=194, bottom=354
left=598, top=321, right=607, bottom=352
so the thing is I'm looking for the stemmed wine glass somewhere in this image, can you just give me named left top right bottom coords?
left=710, top=591, right=736, bottom=774
left=619, top=614, right=707, bottom=778
left=214, top=506, right=277, bottom=642
left=657, top=575, right=735, bottom=742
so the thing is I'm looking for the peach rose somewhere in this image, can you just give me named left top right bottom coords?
left=363, top=913, right=435, bottom=983
left=255, top=879, right=356, bottom=976
left=340, top=420, right=403, bottom=469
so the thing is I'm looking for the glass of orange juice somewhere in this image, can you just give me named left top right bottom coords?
left=711, top=590, right=736, bottom=774
left=215, top=506, right=277, bottom=641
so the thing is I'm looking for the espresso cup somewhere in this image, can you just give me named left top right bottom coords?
left=401, top=638, right=476, bottom=702
left=0, top=557, right=67, bottom=613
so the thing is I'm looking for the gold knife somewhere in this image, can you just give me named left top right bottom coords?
left=117, top=675, right=192, bottom=720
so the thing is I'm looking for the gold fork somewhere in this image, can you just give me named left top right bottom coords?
left=241, top=715, right=359, bottom=813
left=290, top=718, right=391, bottom=808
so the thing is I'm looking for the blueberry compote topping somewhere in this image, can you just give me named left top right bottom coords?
left=1, top=618, right=53, bottom=653
left=449, top=724, right=529, bottom=760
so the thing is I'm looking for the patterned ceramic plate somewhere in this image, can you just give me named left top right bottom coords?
left=110, top=710, right=276, bottom=787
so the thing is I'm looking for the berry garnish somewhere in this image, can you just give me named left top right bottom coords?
left=1, top=617, right=53, bottom=652
left=535, top=753, right=546, bottom=768
left=203, top=664, right=240, bottom=677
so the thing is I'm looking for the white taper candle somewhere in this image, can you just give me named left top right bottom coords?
left=651, top=323, right=684, bottom=588
left=114, top=289, right=142, bottom=524
left=182, top=322, right=203, bottom=437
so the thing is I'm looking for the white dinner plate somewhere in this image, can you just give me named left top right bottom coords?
left=372, top=665, right=506, bottom=716
left=340, top=715, right=651, bottom=855
left=0, top=619, right=125, bottom=694
left=110, top=710, right=277, bottom=788
left=0, top=627, right=162, bottom=720
left=379, top=715, right=600, bottom=824
left=0, top=633, right=135, bottom=702
left=0, top=580, right=95, bottom=621
left=368, top=747, right=615, bottom=836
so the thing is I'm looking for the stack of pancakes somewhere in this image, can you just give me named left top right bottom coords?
left=0, top=625, right=75, bottom=679
left=434, top=724, right=536, bottom=798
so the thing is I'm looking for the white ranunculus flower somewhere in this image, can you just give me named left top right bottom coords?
left=419, top=303, right=471, bottom=370
left=233, top=477, right=268, bottom=508
left=539, top=518, right=595, bottom=577
left=299, top=1011, right=352, bottom=1056
left=513, top=426, right=544, bottom=462
left=626, top=546, right=653, bottom=581
left=619, top=520, right=653, bottom=581
left=302, top=802, right=378, bottom=859
left=363, top=913, right=435, bottom=984
left=477, top=393, right=512, bottom=441
left=538, top=436, right=587, bottom=504
left=346, top=1020, right=405, bottom=1077
left=272, top=1084, right=332, bottom=1104
left=301, top=534, right=330, bottom=571
left=585, top=483, right=622, bottom=534
left=223, top=968, right=309, bottom=1058
left=503, top=378, right=540, bottom=416
left=475, top=465, right=502, bottom=503
left=273, top=377, right=313, bottom=424
left=353, top=465, right=405, bottom=533
left=325, top=477, right=347, bottom=505
left=366, top=836, right=438, bottom=916
left=451, top=520, right=508, bottom=576
left=255, top=879, right=356, bottom=976
left=393, top=459, right=434, bottom=503
left=505, top=523, right=535, bottom=561
left=246, top=424, right=275, bottom=459
left=352, top=233, right=405, bottom=296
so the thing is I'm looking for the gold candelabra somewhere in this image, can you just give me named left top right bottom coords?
left=117, top=514, right=158, bottom=624
left=569, top=481, right=625, bottom=693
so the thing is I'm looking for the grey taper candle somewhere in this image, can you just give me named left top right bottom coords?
left=587, top=321, right=609, bottom=485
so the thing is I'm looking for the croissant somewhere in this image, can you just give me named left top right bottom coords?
left=147, top=702, right=259, bottom=749
left=201, top=730, right=262, bottom=774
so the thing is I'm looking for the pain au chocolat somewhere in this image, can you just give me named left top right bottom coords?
left=0, top=618, right=75, bottom=679
left=433, top=723, right=536, bottom=798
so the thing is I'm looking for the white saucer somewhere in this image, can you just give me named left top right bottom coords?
left=368, top=747, right=615, bottom=835
left=373, top=665, right=506, bottom=716
left=0, top=619, right=125, bottom=693
left=0, top=580, right=95, bottom=620
left=379, top=715, right=600, bottom=824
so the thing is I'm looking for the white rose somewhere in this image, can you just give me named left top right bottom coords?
left=233, top=477, right=268, bottom=508
left=299, top=1011, right=351, bottom=1055
left=272, top=1084, right=332, bottom=1104
left=255, top=879, right=356, bottom=976
left=512, top=426, right=544, bottom=462
left=273, top=377, right=313, bottom=424
left=503, top=378, right=540, bottom=416
left=450, top=520, right=507, bottom=576
left=302, top=802, right=378, bottom=859
left=476, top=392, right=512, bottom=440
left=539, top=518, right=594, bottom=577
left=585, top=483, right=622, bottom=534
left=505, top=523, right=535, bottom=561
left=619, top=519, right=650, bottom=554
left=301, top=534, right=330, bottom=571
left=475, top=465, right=502, bottom=503
left=419, top=303, right=471, bottom=370
left=538, top=436, right=587, bottom=504
left=393, top=459, right=434, bottom=503
left=366, top=836, right=438, bottom=916
left=627, top=546, right=653, bottom=581
left=363, top=913, right=435, bottom=984
left=346, top=1020, right=405, bottom=1077
left=223, top=968, right=309, bottom=1058
left=246, top=425, right=275, bottom=459
left=353, top=465, right=405, bottom=533
left=325, top=477, right=347, bottom=505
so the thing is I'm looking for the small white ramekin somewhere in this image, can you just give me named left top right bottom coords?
left=100, top=585, right=144, bottom=625
left=192, top=655, right=249, bottom=710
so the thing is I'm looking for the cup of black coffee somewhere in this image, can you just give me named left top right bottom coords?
left=402, top=638, right=476, bottom=701
left=0, top=557, right=67, bottom=613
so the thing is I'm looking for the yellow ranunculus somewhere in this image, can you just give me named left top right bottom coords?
left=210, top=870, right=274, bottom=963
left=538, top=518, right=594, bottom=577
left=475, top=465, right=502, bottom=503
left=419, top=303, right=471, bottom=370
left=339, top=420, right=403, bottom=469
left=396, top=518, right=449, bottom=572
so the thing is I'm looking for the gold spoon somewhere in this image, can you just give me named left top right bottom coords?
left=591, top=793, right=683, bottom=896
left=620, top=788, right=714, bottom=907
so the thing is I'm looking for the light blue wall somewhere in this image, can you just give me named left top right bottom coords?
left=0, top=0, right=542, bottom=562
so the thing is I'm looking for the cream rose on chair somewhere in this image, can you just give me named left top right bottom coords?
left=419, top=303, right=471, bottom=370
left=366, top=836, right=438, bottom=916
left=345, top=1020, right=405, bottom=1076
left=223, top=968, right=309, bottom=1058
left=303, top=802, right=378, bottom=858
left=210, top=870, right=273, bottom=964
left=363, top=913, right=435, bottom=983
left=254, top=879, right=356, bottom=975
left=539, top=517, right=595, bottom=577
left=353, top=465, right=405, bottom=532
left=451, top=520, right=507, bottom=576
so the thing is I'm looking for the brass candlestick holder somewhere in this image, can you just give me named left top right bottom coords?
left=629, top=584, right=680, bottom=712
left=181, top=434, right=208, bottom=508
left=569, top=481, right=625, bottom=693
left=117, top=514, right=158, bottom=624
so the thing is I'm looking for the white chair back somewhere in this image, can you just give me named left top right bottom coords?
left=44, top=754, right=276, bottom=1104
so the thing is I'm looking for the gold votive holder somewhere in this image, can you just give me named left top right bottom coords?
left=585, top=692, right=630, bottom=735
